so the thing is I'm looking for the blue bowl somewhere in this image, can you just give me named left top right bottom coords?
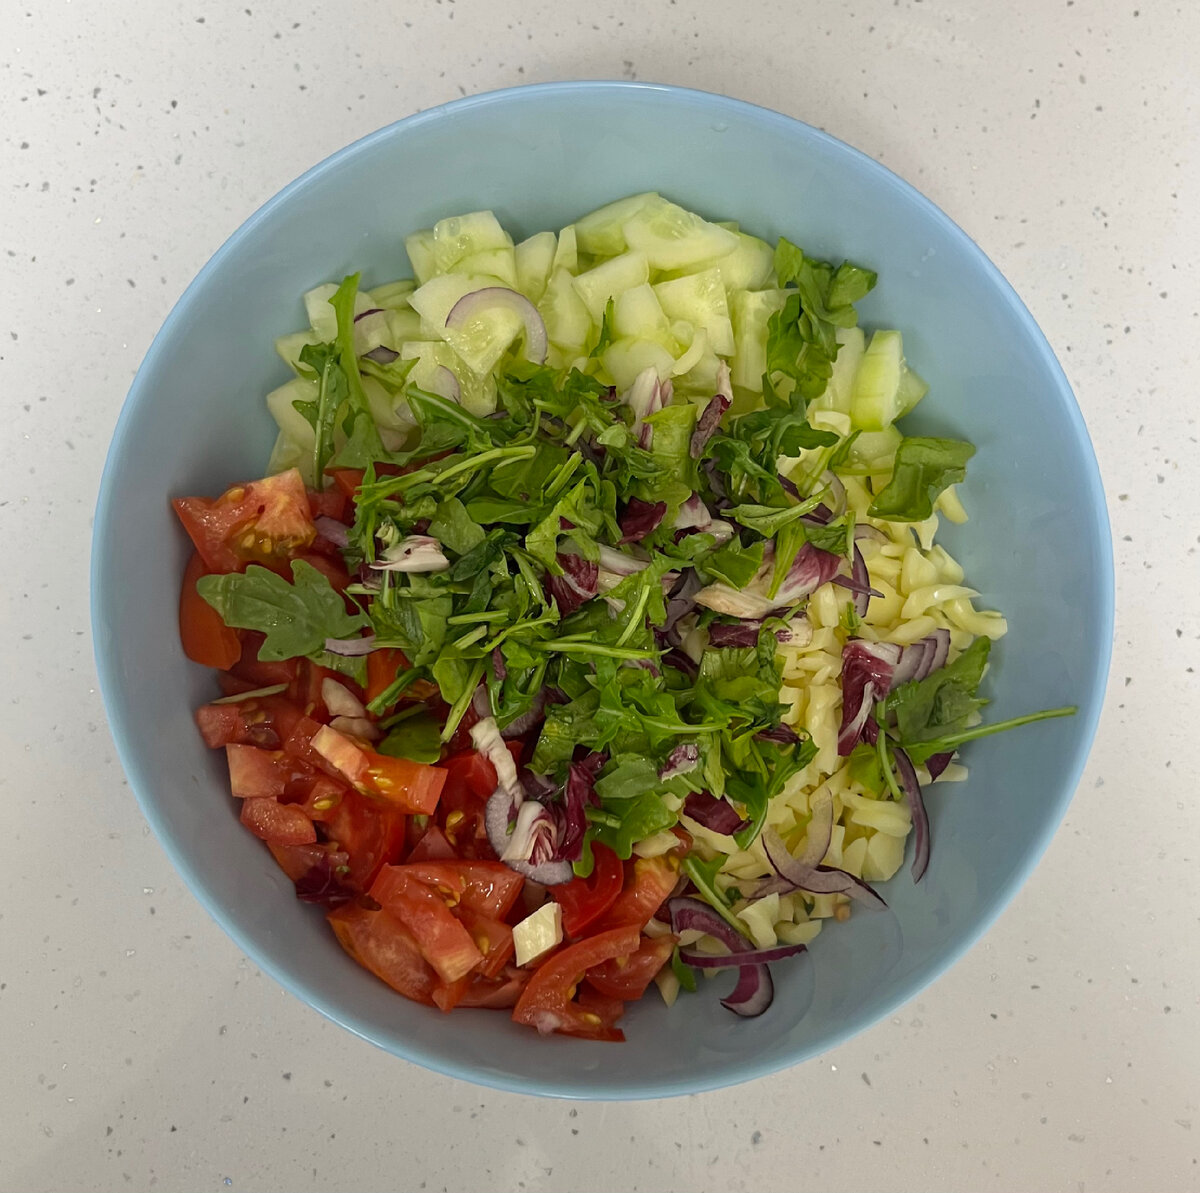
left=92, top=82, right=1112, bottom=1099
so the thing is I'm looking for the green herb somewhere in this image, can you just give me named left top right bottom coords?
left=377, top=709, right=443, bottom=764
left=901, top=705, right=1077, bottom=765
left=887, top=637, right=991, bottom=743
left=701, top=537, right=764, bottom=588
left=670, top=946, right=698, bottom=993
left=293, top=340, right=348, bottom=483
left=197, top=561, right=367, bottom=661
left=681, top=855, right=745, bottom=931
left=868, top=436, right=975, bottom=522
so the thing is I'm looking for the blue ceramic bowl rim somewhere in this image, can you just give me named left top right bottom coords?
left=91, top=80, right=1114, bottom=1099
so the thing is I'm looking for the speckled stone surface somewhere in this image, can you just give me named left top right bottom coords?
left=1, top=2, right=1196, bottom=1190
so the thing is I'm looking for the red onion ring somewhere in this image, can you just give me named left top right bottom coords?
left=445, top=287, right=548, bottom=364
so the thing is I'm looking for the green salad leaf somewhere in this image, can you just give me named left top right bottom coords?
left=868, top=436, right=975, bottom=522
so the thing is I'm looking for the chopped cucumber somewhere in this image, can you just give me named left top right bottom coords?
left=404, top=229, right=438, bottom=286
left=538, top=267, right=593, bottom=354
left=386, top=307, right=424, bottom=344
left=653, top=268, right=735, bottom=356
left=408, top=273, right=522, bottom=375
left=662, top=230, right=775, bottom=292
left=552, top=225, right=579, bottom=275
left=850, top=330, right=904, bottom=431
left=353, top=310, right=396, bottom=357
left=621, top=195, right=739, bottom=272
left=371, top=279, right=416, bottom=309
left=265, top=376, right=318, bottom=449
left=670, top=324, right=710, bottom=377
left=845, top=425, right=902, bottom=473
left=399, top=342, right=497, bottom=417
left=613, top=283, right=671, bottom=343
left=431, top=211, right=512, bottom=274
left=574, top=191, right=658, bottom=257
left=303, top=283, right=374, bottom=340
left=571, top=251, right=650, bottom=324
left=267, top=432, right=312, bottom=485
left=602, top=337, right=676, bottom=390
left=362, top=375, right=417, bottom=442
left=457, top=246, right=517, bottom=288
left=729, top=288, right=787, bottom=391
left=275, top=329, right=320, bottom=376
left=811, top=326, right=866, bottom=415
left=514, top=231, right=557, bottom=304
left=897, top=364, right=929, bottom=416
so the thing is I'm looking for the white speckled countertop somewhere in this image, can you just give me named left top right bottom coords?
left=2, top=1, right=1197, bottom=1190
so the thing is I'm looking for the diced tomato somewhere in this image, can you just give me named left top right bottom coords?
left=231, top=633, right=300, bottom=688
left=365, top=648, right=411, bottom=710
left=585, top=934, right=676, bottom=1001
left=309, top=725, right=446, bottom=815
left=328, top=903, right=436, bottom=1006
left=179, top=552, right=240, bottom=669
left=284, top=772, right=346, bottom=822
left=456, top=906, right=515, bottom=979
left=307, top=484, right=348, bottom=522
left=552, top=843, right=624, bottom=938
left=593, top=855, right=681, bottom=932
left=225, top=744, right=290, bottom=797
left=511, top=926, right=641, bottom=1041
left=391, top=861, right=524, bottom=920
left=328, top=468, right=366, bottom=500
left=196, top=694, right=307, bottom=750
left=433, top=748, right=523, bottom=859
left=267, top=841, right=347, bottom=883
left=239, top=797, right=316, bottom=845
left=173, top=469, right=317, bottom=574
left=321, top=787, right=407, bottom=892
left=371, top=869, right=483, bottom=985
left=406, top=823, right=457, bottom=862
left=454, top=969, right=529, bottom=1009
left=575, top=983, right=626, bottom=1030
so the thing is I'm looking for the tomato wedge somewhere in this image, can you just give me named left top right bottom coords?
left=511, top=925, right=641, bottom=1041
left=309, top=725, right=446, bottom=815
left=328, top=903, right=436, bottom=1006
left=585, top=934, right=676, bottom=1001
left=239, top=797, right=316, bottom=845
left=371, top=870, right=483, bottom=984
left=395, top=861, right=525, bottom=919
left=552, top=843, right=624, bottom=937
left=173, top=469, right=316, bottom=574
left=321, top=787, right=407, bottom=892
left=196, top=694, right=306, bottom=750
left=456, top=906, right=515, bottom=979
left=307, top=484, right=348, bottom=522
left=179, top=552, right=240, bottom=669
left=593, top=855, right=681, bottom=932
left=406, top=823, right=457, bottom=862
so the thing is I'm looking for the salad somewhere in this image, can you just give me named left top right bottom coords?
left=174, top=193, right=1074, bottom=1039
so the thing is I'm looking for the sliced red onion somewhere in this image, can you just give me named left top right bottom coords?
left=800, top=792, right=834, bottom=866
left=926, top=751, right=955, bottom=780
left=426, top=364, right=461, bottom=402
left=314, top=515, right=350, bottom=549
left=821, top=470, right=847, bottom=517
left=659, top=743, right=700, bottom=781
left=370, top=535, right=450, bottom=573
left=890, top=629, right=952, bottom=688
left=328, top=715, right=381, bottom=742
left=353, top=307, right=385, bottom=323
left=320, top=678, right=367, bottom=719
left=760, top=828, right=888, bottom=909
left=830, top=545, right=878, bottom=617
left=679, top=940, right=808, bottom=968
left=471, top=685, right=493, bottom=722
left=445, top=287, right=547, bottom=364
left=837, top=639, right=902, bottom=755
left=618, top=497, right=667, bottom=544
left=853, top=523, right=889, bottom=544
left=683, top=791, right=748, bottom=836
left=686, top=388, right=729, bottom=458
left=662, top=648, right=700, bottom=681
left=363, top=344, right=400, bottom=365
left=667, top=896, right=774, bottom=1018
left=622, top=367, right=666, bottom=449
left=323, top=634, right=377, bottom=657
left=891, top=746, right=930, bottom=883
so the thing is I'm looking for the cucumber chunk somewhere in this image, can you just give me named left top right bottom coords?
left=571, top=251, right=650, bottom=324
left=729, top=289, right=787, bottom=391
left=431, top=211, right=512, bottom=274
left=653, top=268, right=735, bottom=356
left=514, top=231, right=557, bottom=304
left=621, top=196, right=739, bottom=272
left=810, top=326, right=866, bottom=415
left=552, top=225, right=579, bottom=275
left=613, top=283, right=671, bottom=343
left=404, top=229, right=438, bottom=286
left=409, top=273, right=522, bottom=375
left=602, top=337, right=676, bottom=390
left=539, top=267, right=593, bottom=354
left=574, top=192, right=658, bottom=258
left=850, top=330, right=905, bottom=431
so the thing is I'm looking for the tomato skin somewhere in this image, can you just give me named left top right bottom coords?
left=406, top=823, right=457, bottom=862
left=327, top=903, right=437, bottom=1006
left=173, top=469, right=317, bottom=574
left=321, top=787, right=407, bottom=892
left=511, top=925, right=641, bottom=1041
left=455, top=969, right=529, bottom=1009
left=593, top=855, right=681, bottom=933
left=196, top=694, right=306, bottom=750
left=225, top=744, right=289, bottom=797
left=179, top=552, right=240, bottom=669
left=585, top=934, right=676, bottom=1001
left=365, top=648, right=411, bottom=710
left=552, top=843, right=624, bottom=938
left=329, top=468, right=366, bottom=500
left=307, top=485, right=348, bottom=522
left=387, top=861, right=525, bottom=920
left=239, top=797, right=317, bottom=845
left=268, top=841, right=347, bottom=883
left=456, top=906, right=515, bottom=979
left=309, top=725, right=446, bottom=815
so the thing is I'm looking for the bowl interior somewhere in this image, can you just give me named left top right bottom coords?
left=92, top=82, right=1111, bottom=1098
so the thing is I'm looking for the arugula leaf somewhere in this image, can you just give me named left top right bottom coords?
left=868, top=436, right=975, bottom=522
left=330, top=274, right=385, bottom=460
left=729, top=498, right=822, bottom=537
left=680, top=855, right=744, bottom=930
left=590, top=298, right=616, bottom=360
left=902, top=705, right=1077, bottom=764
left=800, top=514, right=854, bottom=557
left=888, top=637, right=991, bottom=743
left=594, top=756, right=660, bottom=801
left=377, top=709, right=443, bottom=763
left=700, top=537, right=764, bottom=589
left=590, top=790, right=675, bottom=860
left=197, top=561, right=368, bottom=661
left=329, top=406, right=386, bottom=470
left=294, top=340, right=348, bottom=482
left=670, top=946, right=698, bottom=993
left=429, top=497, right=486, bottom=556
